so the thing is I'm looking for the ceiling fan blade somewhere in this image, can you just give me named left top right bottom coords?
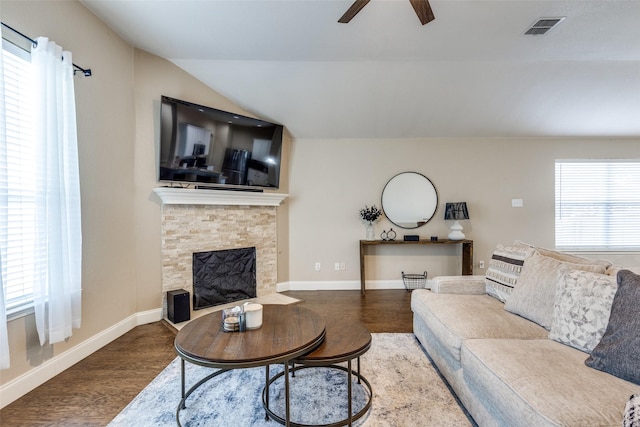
left=409, top=0, right=435, bottom=25
left=338, top=0, right=371, bottom=23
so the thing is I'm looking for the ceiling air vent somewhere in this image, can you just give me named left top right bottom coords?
left=525, top=17, right=565, bottom=35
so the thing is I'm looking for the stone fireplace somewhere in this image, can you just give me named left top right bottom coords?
left=154, top=188, right=287, bottom=317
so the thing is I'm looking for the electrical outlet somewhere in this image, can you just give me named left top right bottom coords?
left=315, top=262, right=321, bottom=271
left=340, top=262, right=346, bottom=271
left=334, top=262, right=340, bottom=271
left=479, top=260, right=485, bottom=269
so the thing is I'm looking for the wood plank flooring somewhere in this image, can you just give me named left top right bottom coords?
left=0, top=290, right=413, bottom=426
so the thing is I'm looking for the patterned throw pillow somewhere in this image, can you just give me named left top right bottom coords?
left=504, top=253, right=606, bottom=330
left=548, top=270, right=617, bottom=353
left=624, top=394, right=640, bottom=427
left=485, top=244, right=532, bottom=302
left=586, top=270, right=640, bottom=385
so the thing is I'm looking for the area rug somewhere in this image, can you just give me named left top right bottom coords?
left=108, top=333, right=472, bottom=426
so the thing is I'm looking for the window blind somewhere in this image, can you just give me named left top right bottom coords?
left=1, top=40, right=40, bottom=314
left=555, top=160, right=640, bottom=250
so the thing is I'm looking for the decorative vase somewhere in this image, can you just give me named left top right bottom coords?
left=387, top=228, right=396, bottom=241
left=366, top=222, right=375, bottom=241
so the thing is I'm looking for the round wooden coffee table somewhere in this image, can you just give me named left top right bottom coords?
left=174, top=304, right=326, bottom=427
left=263, top=317, right=373, bottom=427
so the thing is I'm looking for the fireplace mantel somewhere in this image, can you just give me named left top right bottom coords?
left=154, top=187, right=288, bottom=206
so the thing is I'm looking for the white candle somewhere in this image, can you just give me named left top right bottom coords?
left=243, top=303, right=263, bottom=330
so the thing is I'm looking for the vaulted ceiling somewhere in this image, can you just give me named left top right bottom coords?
left=82, top=0, right=640, bottom=139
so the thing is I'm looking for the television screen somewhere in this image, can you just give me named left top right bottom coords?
left=158, top=96, right=283, bottom=189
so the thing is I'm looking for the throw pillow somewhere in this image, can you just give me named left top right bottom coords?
left=548, top=270, right=617, bottom=353
left=624, top=394, right=640, bottom=427
left=586, top=270, right=640, bottom=385
left=606, top=265, right=640, bottom=277
left=504, top=252, right=606, bottom=330
left=514, top=240, right=612, bottom=268
left=484, top=244, right=532, bottom=303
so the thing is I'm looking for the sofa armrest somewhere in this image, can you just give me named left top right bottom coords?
left=430, top=275, right=486, bottom=294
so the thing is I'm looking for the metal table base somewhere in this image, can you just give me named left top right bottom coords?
left=262, top=357, right=373, bottom=427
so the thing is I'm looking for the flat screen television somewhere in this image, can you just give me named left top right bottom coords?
left=158, top=95, right=283, bottom=190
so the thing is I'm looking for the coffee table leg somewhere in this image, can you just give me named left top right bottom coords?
left=265, top=365, right=270, bottom=420
left=348, top=359, right=353, bottom=426
left=357, top=356, right=361, bottom=384
left=284, top=361, right=291, bottom=427
left=180, top=358, right=186, bottom=409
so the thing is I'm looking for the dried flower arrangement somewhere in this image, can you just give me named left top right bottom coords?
left=360, top=205, right=382, bottom=224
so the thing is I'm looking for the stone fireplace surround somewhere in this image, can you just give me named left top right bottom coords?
left=153, top=188, right=288, bottom=318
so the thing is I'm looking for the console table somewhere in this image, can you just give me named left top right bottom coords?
left=359, top=239, right=474, bottom=295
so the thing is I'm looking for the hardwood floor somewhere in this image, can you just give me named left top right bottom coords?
left=0, top=289, right=413, bottom=426
left=284, top=289, right=413, bottom=333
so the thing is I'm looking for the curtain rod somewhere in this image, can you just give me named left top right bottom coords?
left=1, top=22, right=92, bottom=77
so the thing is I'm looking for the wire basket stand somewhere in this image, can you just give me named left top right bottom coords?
left=401, top=271, right=428, bottom=291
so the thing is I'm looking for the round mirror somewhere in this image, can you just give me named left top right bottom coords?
left=381, top=172, right=438, bottom=229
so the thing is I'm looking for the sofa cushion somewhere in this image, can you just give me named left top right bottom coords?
left=548, top=269, right=617, bottom=353
left=461, top=338, right=639, bottom=427
left=410, top=290, right=546, bottom=368
left=485, top=244, right=532, bottom=302
left=586, top=270, right=640, bottom=385
left=504, top=252, right=606, bottom=329
left=431, top=275, right=486, bottom=294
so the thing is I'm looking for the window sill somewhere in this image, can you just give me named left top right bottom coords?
left=6, top=305, right=34, bottom=322
left=556, top=248, right=640, bottom=254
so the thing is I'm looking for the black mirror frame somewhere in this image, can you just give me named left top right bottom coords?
left=381, top=172, right=439, bottom=229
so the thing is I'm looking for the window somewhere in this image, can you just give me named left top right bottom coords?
left=555, top=160, right=640, bottom=251
left=1, top=40, right=38, bottom=316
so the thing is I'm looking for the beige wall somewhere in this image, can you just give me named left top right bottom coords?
left=0, top=0, right=291, bottom=390
left=287, top=138, right=640, bottom=285
left=1, top=0, right=137, bottom=385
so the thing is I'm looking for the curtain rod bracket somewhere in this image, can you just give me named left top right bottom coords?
left=73, top=65, right=92, bottom=77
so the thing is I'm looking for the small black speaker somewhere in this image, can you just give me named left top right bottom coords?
left=167, top=289, right=190, bottom=324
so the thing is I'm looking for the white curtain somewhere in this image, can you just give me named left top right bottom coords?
left=0, top=13, right=11, bottom=369
left=31, top=37, right=82, bottom=346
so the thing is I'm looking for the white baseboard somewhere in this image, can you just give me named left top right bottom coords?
left=0, top=308, right=162, bottom=409
left=276, top=280, right=405, bottom=292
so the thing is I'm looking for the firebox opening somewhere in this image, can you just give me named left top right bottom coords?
left=192, top=247, right=257, bottom=310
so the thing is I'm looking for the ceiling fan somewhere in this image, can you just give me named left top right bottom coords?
left=338, top=0, right=435, bottom=25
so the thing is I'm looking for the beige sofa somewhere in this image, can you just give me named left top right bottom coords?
left=411, top=244, right=640, bottom=427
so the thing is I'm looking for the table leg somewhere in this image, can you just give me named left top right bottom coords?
left=359, top=241, right=366, bottom=295
left=265, top=365, right=270, bottom=420
left=348, top=359, right=353, bottom=426
left=462, top=241, right=473, bottom=275
left=357, top=356, right=361, bottom=384
left=180, top=358, right=186, bottom=409
left=284, top=362, right=291, bottom=427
